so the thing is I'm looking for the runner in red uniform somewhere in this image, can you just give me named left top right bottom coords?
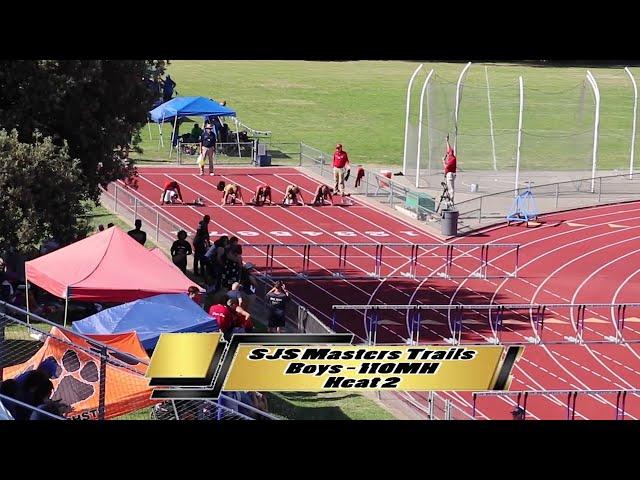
left=160, top=180, right=184, bottom=205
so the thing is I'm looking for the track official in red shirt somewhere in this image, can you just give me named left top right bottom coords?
left=332, top=144, right=350, bottom=196
left=443, top=135, right=457, bottom=204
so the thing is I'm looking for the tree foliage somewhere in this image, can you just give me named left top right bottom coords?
left=0, top=130, right=88, bottom=252
left=0, top=60, right=167, bottom=253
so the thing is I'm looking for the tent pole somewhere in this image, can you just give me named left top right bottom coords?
left=170, top=116, right=178, bottom=159
left=159, top=113, right=165, bottom=149
left=25, top=270, right=30, bottom=325
left=64, top=295, right=69, bottom=328
left=235, top=117, right=241, bottom=158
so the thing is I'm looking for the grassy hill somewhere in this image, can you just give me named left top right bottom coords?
left=136, top=61, right=640, bottom=173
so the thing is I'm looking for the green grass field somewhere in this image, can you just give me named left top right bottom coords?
left=135, top=61, right=640, bottom=173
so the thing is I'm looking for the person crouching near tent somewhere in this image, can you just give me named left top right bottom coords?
left=312, top=184, right=333, bottom=206
left=208, top=297, right=253, bottom=341
left=282, top=184, right=305, bottom=206
left=217, top=181, right=245, bottom=205
left=160, top=180, right=184, bottom=205
left=251, top=184, right=273, bottom=206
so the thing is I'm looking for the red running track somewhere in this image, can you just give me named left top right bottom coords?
left=110, top=166, right=640, bottom=420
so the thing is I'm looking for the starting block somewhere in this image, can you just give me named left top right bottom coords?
left=333, top=195, right=353, bottom=206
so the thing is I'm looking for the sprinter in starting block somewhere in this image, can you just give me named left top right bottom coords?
left=251, top=185, right=273, bottom=206
left=217, top=181, right=246, bottom=205
left=312, top=184, right=333, bottom=206
left=282, top=184, right=305, bottom=206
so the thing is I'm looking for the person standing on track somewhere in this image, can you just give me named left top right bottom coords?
left=192, top=215, right=211, bottom=278
left=332, top=143, right=350, bottom=196
left=170, top=230, right=192, bottom=274
left=265, top=281, right=289, bottom=333
left=199, top=123, right=217, bottom=176
left=443, top=134, right=457, bottom=204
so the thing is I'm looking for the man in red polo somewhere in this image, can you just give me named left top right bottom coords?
left=442, top=135, right=457, bottom=204
left=208, top=298, right=253, bottom=340
left=160, top=180, right=184, bottom=205
left=332, top=143, right=350, bottom=196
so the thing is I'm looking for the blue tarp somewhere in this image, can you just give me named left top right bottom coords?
left=72, top=293, right=218, bottom=349
left=149, top=96, right=236, bottom=123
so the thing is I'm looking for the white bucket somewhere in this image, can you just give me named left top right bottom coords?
left=470, top=183, right=478, bottom=193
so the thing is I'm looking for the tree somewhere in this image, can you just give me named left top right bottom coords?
left=0, top=130, right=87, bottom=253
left=0, top=60, right=167, bottom=253
left=0, top=60, right=167, bottom=201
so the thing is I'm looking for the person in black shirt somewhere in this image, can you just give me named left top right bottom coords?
left=265, top=281, right=289, bottom=333
left=171, top=230, right=193, bottom=274
left=199, top=124, right=217, bottom=176
left=192, top=215, right=211, bottom=277
left=162, top=75, right=176, bottom=102
left=220, top=244, right=242, bottom=290
left=127, top=219, right=147, bottom=246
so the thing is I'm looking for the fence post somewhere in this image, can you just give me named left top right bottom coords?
left=299, top=142, right=302, bottom=166
left=98, top=346, right=107, bottom=420
left=555, top=183, right=560, bottom=209
left=428, top=391, right=434, bottom=419
left=114, top=184, right=119, bottom=212
left=320, top=153, right=324, bottom=176
left=478, top=196, right=483, bottom=223
left=134, top=197, right=138, bottom=221
left=598, top=176, right=602, bottom=203
left=252, top=139, right=257, bottom=166
left=155, top=211, right=160, bottom=242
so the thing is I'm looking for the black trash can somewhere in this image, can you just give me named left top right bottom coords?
left=441, top=209, right=459, bottom=237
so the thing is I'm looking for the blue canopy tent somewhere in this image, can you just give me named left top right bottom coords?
left=148, top=96, right=238, bottom=157
left=72, top=293, right=218, bottom=350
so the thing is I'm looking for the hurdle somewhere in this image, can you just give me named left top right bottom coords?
left=243, top=242, right=521, bottom=281
left=331, top=302, right=640, bottom=346
left=472, top=389, right=640, bottom=420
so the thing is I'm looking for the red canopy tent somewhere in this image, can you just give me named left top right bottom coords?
left=26, top=227, right=199, bottom=324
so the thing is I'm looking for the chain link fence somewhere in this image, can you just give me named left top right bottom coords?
left=455, top=171, right=640, bottom=229
left=1, top=301, right=276, bottom=420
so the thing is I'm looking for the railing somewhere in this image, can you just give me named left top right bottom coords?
left=100, top=182, right=330, bottom=336
left=331, top=302, right=640, bottom=346
left=299, top=143, right=438, bottom=218
left=428, top=391, right=476, bottom=420
left=236, top=119, right=272, bottom=139
left=1, top=301, right=276, bottom=420
left=100, top=183, right=184, bottom=248
left=0, top=393, right=67, bottom=420
left=300, top=142, right=640, bottom=229
left=454, top=172, right=640, bottom=226
left=243, top=242, right=520, bottom=280
left=1, top=301, right=155, bottom=420
left=177, top=141, right=256, bottom=165
left=472, top=389, right=640, bottom=420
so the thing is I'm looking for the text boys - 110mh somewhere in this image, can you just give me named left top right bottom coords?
left=247, top=347, right=478, bottom=390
